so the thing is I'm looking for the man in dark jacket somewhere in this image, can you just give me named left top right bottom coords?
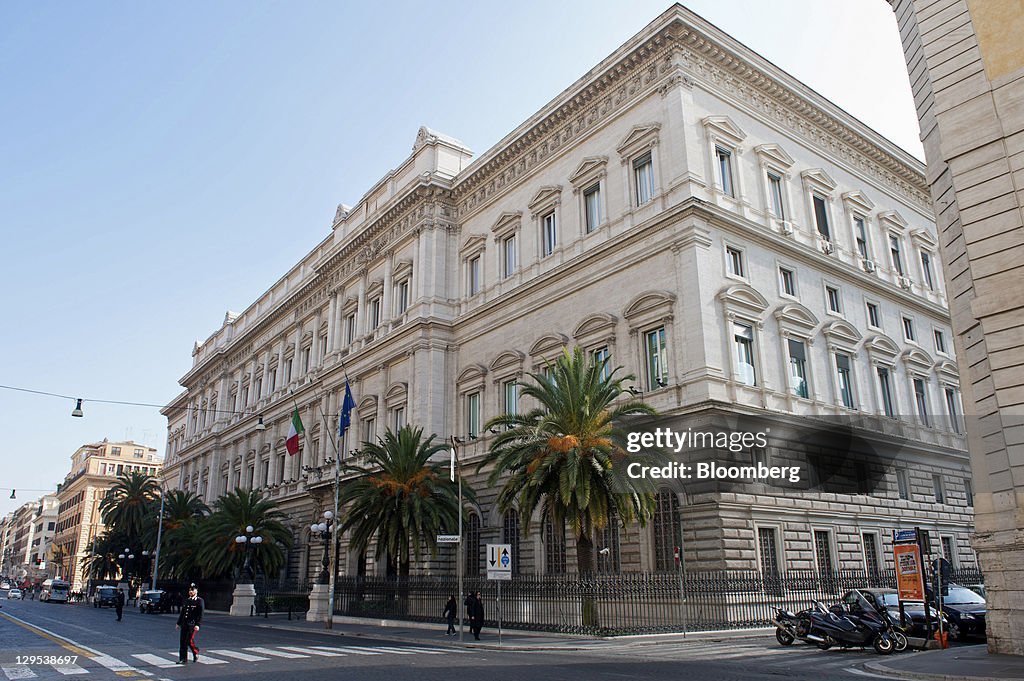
left=468, top=591, right=484, bottom=640
left=115, top=589, right=125, bottom=622
left=175, top=584, right=204, bottom=664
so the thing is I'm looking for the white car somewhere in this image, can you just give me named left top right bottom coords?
left=8, top=589, right=23, bottom=600
left=1, top=582, right=10, bottom=589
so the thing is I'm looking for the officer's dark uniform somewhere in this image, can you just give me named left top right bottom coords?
left=176, top=589, right=204, bottom=663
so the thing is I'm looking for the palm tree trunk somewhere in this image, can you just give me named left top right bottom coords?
left=575, top=531, right=598, bottom=629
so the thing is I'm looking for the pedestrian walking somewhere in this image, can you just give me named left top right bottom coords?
left=443, top=595, right=458, bottom=636
left=175, top=584, right=204, bottom=664
left=114, top=589, right=125, bottom=621
left=467, top=590, right=484, bottom=640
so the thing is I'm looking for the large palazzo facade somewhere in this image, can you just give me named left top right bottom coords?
left=163, top=5, right=976, bottom=582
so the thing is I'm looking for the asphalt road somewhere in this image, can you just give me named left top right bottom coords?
left=0, top=595, right=900, bottom=681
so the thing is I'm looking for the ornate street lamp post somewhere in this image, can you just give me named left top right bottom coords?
left=234, top=526, right=263, bottom=584
left=310, top=512, right=333, bottom=585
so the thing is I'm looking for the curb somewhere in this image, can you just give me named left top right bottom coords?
left=864, top=660, right=1012, bottom=681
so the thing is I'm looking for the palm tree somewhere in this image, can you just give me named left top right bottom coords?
left=99, top=471, right=160, bottom=542
left=196, top=489, right=292, bottom=579
left=140, top=490, right=209, bottom=582
left=338, top=425, right=471, bottom=577
left=480, top=346, right=663, bottom=575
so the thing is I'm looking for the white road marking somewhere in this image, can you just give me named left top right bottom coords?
left=310, top=646, right=382, bottom=656
left=52, top=663, right=89, bottom=676
left=2, top=668, right=36, bottom=680
left=397, top=646, right=461, bottom=654
left=132, top=654, right=177, bottom=669
left=207, top=649, right=271, bottom=662
left=0, top=612, right=144, bottom=677
left=277, top=646, right=345, bottom=657
left=243, top=647, right=307, bottom=659
left=366, top=646, right=424, bottom=655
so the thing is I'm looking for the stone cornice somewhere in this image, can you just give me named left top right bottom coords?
left=451, top=8, right=930, bottom=220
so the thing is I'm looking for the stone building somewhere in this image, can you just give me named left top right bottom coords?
left=163, top=5, right=975, bottom=583
left=0, top=495, right=57, bottom=583
left=53, top=439, right=162, bottom=591
left=890, top=0, right=1024, bottom=655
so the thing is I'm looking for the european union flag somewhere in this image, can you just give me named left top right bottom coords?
left=339, top=381, right=356, bottom=439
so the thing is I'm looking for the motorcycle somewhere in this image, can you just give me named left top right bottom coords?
left=773, top=603, right=826, bottom=646
left=805, top=590, right=900, bottom=655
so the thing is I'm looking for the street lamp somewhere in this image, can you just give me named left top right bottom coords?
left=310, top=512, right=333, bottom=585
left=234, top=526, right=263, bottom=584
left=118, top=548, right=136, bottom=602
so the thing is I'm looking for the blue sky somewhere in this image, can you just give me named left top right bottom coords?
left=0, top=0, right=923, bottom=517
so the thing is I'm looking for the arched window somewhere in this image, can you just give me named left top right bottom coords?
left=502, top=510, right=521, bottom=575
left=653, top=490, right=683, bottom=572
left=465, top=513, right=481, bottom=577
left=544, top=514, right=566, bottom=574
left=596, top=509, right=621, bottom=573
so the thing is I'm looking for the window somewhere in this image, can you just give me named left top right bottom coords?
left=788, top=338, right=809, bottom=398
left=854, top=216, right=869, bottom=259
left=867, top=302, right=881, bottom=328
left=945, top=387, right=961, bottom=434
left=596, top=510, right=621, bottom=573
left=964, top=479, right=973, bottom=506
left=896, top=469, right=910, bottom=500
left=544, top=514, right=566, bottom=575
left=466, top=392, right=481, bottom=437
left=877, top=367, right=896, bottom=417
left=502, top=380, right=519, bottom=417
left=396, top=279, right=410, bottom=315
left=733, top=323, right=756, bottom=386
left=767, top=172, right=785, bottom=218
left=914, top=378, right=930, bottom=427
left=902, top=316, right=916, bottom=342
left=856, top=462, right=871, bottom=494
left=633, top=152, right=654, bottom=206
left=813, top=195, right=830, bottom=239
left=644, top=327, right=668, bottom=390
left=468, top=255, right=481, bottom=295
left=502, top=510, right=521, bottom=576
left=716, top=146, right=735, bottom=197
left=835, top=353, right=855, bottom=409
left=277, top=455, right=285, bottom=484
left=362, top=417, right=376, bottom=443
left=813, top=530, right=834, bottom=572
left=779, top=267, right=796, bottom=296
left=921, top=252, right=935, bottom=290
left=269, top=369, right=277, bottom=393
left=502, top=234, right=517, bottom=278
left=826, top=286, right=842, bottom=314
left=134, top=448, right=143, bottom=458
left=941, top=536, right=955, bottom=565
left=541, top=211, right=557, bottom=257
left=726, top=246, right=745, bottom=278
left=111, top=447, right=121, bottom=456
left=369, top=297, right=382, bottom=330
left=653, top=490, right=683, bottom=572
left=932, top=473, right=945, bottom=503
left=584, top=183, right=602, bottom=232
left=863, top=532, right=881, bottom=576
left=934, top=329, right=946, bottom=354
left=465, top=513, right=481, bottom=576
left=758, top=527, right=780, bottom=573
left=320, top=335, right=328, bottom=358
left=392, top=406, right=405, bottom=431
left=591, top=346, right=611, bottom=382
left=890, top=235, right=904, bottom=275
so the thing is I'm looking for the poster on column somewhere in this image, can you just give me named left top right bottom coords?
left=894, top=543, right=925, bottom=601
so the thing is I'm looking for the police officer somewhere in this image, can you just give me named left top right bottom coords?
left=115, top=589, right=125, bottom=622
left=175, top=584, right=204, bottom=664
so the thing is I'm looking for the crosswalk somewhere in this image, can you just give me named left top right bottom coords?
left=1, top=644, right=464, bottom=679
left=607, top=638, right=895, bottom=676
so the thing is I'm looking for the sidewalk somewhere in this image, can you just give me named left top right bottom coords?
left=217, top=611, right=770, bottom=651
left=865, top=644, right=1024, bottom=681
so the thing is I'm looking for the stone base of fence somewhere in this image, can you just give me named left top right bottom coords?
left=307, top=583, right=331, bottom=623
left=229, top=583, right=256, bottom=617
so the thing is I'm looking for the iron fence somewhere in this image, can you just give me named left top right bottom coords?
left=330, top=567, right=984, bottom=636
left=255, top=577, right=309, bottom=619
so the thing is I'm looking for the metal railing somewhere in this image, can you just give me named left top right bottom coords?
left=256, top=577, right=309, bottom=619
left=330, top=567, right=984, bottom=636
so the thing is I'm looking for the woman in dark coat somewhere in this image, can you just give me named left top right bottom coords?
left=443, top=595, right=458, bottom=636
left=469, top=591, right=484, bottom=640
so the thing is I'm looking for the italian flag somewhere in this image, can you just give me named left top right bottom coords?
left=286, top=408, right=304, bottom=455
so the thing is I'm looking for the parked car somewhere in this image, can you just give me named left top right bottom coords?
left=8, top=589, right=22, bottom=600
left=933, top=584, right=987, bottom=641
left=93, top=586, right=118, bottom=608
left=139, top=590, right=171, bottom=614
left=1, top=582, right=10, bottom=589
left=839, top=588, right=946, bottom=637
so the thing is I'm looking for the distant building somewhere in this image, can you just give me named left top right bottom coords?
left=891, top=0, right=1024, bottom=656
left=165, top=5, right=975, bottom=582
left=53, top=439, right=162, bottom=591
left=0, top=495, right=57, bottom=584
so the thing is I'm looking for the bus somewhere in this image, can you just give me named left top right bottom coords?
left=42, top=579, right=70, bottom=603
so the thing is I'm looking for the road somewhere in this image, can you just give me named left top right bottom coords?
left=0, top=595, right=902, bottom=681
